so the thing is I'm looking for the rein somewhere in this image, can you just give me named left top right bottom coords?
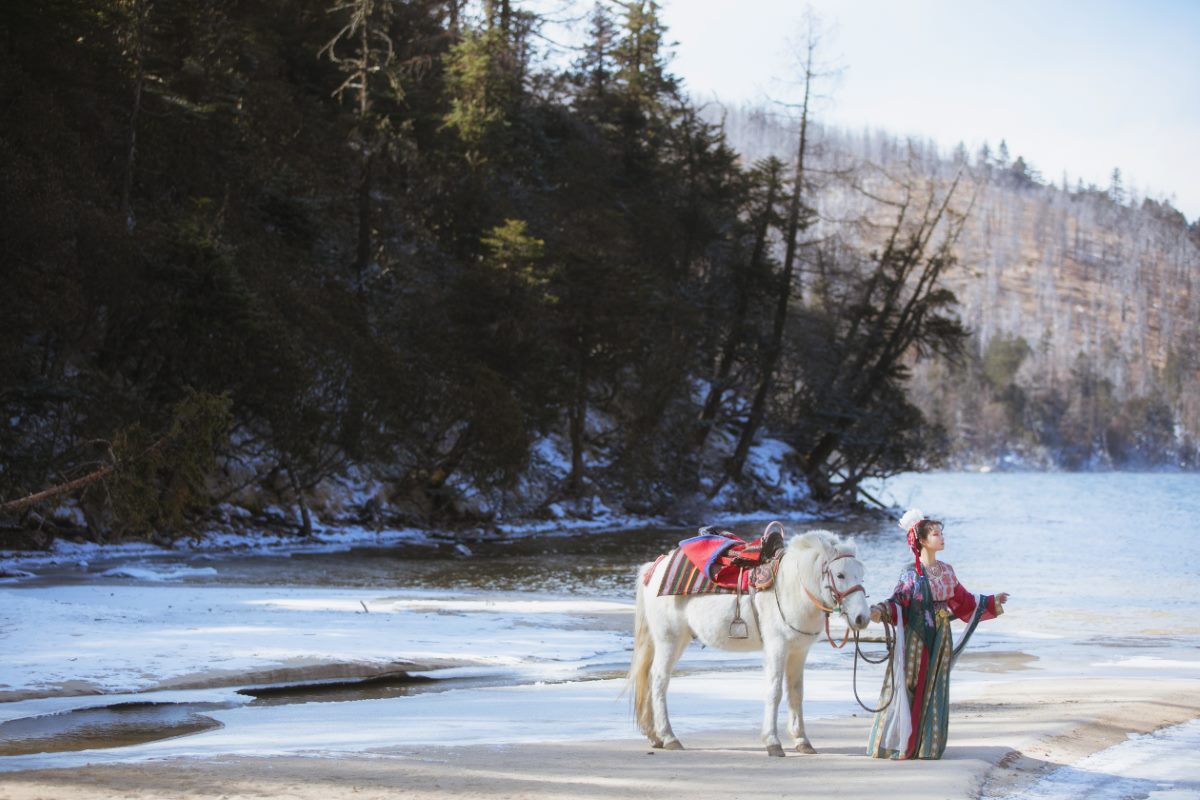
left=851, top=621, right=897, bottom=713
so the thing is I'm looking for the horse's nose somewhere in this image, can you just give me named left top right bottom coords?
left=854, top=613, right=868, bottom=629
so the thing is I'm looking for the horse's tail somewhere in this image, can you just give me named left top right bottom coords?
left=627, top=563, right=655, bottom=737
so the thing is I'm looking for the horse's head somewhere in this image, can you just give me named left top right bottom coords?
left=824, top=540, right=870, bottom=631
left=788, top=531, right=870, bottom=631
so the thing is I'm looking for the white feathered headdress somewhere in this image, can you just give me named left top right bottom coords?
left=898, top=508, right=925, bottom=533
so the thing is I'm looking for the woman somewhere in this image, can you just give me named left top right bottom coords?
left=867, top=509, right=1010, bottom=760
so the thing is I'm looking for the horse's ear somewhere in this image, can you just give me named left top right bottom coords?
left=821, top=533, right=840, bottom=561
left=817, top=531, right=857, bottom=560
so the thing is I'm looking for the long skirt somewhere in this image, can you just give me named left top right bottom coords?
left=867, top=608, right=953, bottom=760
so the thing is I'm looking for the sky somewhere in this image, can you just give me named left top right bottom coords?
left=537, top=0, right=1200, bottom=222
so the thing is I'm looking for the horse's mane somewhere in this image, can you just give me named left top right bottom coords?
left=786, top=529, right=856, bottom=560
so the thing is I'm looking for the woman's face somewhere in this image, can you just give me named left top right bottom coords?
left=922, top=524, right=945, bottom=553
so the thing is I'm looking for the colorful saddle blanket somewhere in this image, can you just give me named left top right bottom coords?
left=651, top=525, right=782, bottom=596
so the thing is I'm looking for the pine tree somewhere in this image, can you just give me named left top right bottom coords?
left=575, top=2, right=617, bottom=104
left=1109, top=167, right=1125, bottom=204
left=609, top=0, right=678, bottom=166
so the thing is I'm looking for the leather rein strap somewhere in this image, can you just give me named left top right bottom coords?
left=852, top=621, right=897, bottom=712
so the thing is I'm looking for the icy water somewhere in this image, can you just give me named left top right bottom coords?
left=1, top=471, right=1198, bottom=784
left=864, top=472, right=1200, bottom=648
left=30, top=472, right=1200, bottom=638
left=17, top=522, right=857, bottom=595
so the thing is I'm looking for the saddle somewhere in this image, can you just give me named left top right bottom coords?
left=650, top=521, right=786, bottom=596
left=700, top=523, right=784, bottom=590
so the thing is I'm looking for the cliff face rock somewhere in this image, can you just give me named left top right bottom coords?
left=718, top=105, right=1200, bottom=465
left=934, top=181, right=1198, bottom=466
left=950, top=180, right=1197, bottom=393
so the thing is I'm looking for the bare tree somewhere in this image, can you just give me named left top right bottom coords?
left=712, top=17, right=826, bottom=496
left=320, top=0, right=400, bottom=296
left=118, top=0, right=153, bottom=231
left=694, top=157, right=784, bottom=452
left=799, top=163, right=975, bottom=501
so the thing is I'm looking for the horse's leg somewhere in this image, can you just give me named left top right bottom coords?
left=760, top=640, right=787, bottom=757
left=630, top=578, right=662, bottom=748
left=786, top=642, right=817, bottom=753
left=650, top=631, right=690, bottom=750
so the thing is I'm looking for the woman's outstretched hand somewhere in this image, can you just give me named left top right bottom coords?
left=996, top=592, right=1010, bottom=605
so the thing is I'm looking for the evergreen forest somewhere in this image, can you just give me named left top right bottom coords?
left=3, top=0, right=1197, bottom=545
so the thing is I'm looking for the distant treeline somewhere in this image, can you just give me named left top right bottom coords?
left=1, top=1, right=1188, bottom=544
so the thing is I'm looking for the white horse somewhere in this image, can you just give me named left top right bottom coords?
left=628, top=528, right=870, bottom=757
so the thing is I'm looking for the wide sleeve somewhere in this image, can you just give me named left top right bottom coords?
left=945, top=565, right=1002, bottom=623
left=873, top=568, right=919, bottom=623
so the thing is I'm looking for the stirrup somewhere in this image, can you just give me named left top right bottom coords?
left=729, top=568, right=749, bottom=639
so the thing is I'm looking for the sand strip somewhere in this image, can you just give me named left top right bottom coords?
left=0, top=676, right=1196, bottom=800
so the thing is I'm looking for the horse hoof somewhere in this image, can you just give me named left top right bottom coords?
left=766, top=744, right=785, bottom=757
left=795, top=742, right=817, bottom=754
left=663, top=740, right=684, bottom=751
left=650, top=740, right=663, bottom=749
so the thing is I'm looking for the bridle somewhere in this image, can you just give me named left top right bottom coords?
left=804, top=553, right=867, bottom=613
left=773, top=551, right=867, bottom=648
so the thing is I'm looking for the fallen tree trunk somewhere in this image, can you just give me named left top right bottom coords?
left=0, top=465, right=115, bottom=514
